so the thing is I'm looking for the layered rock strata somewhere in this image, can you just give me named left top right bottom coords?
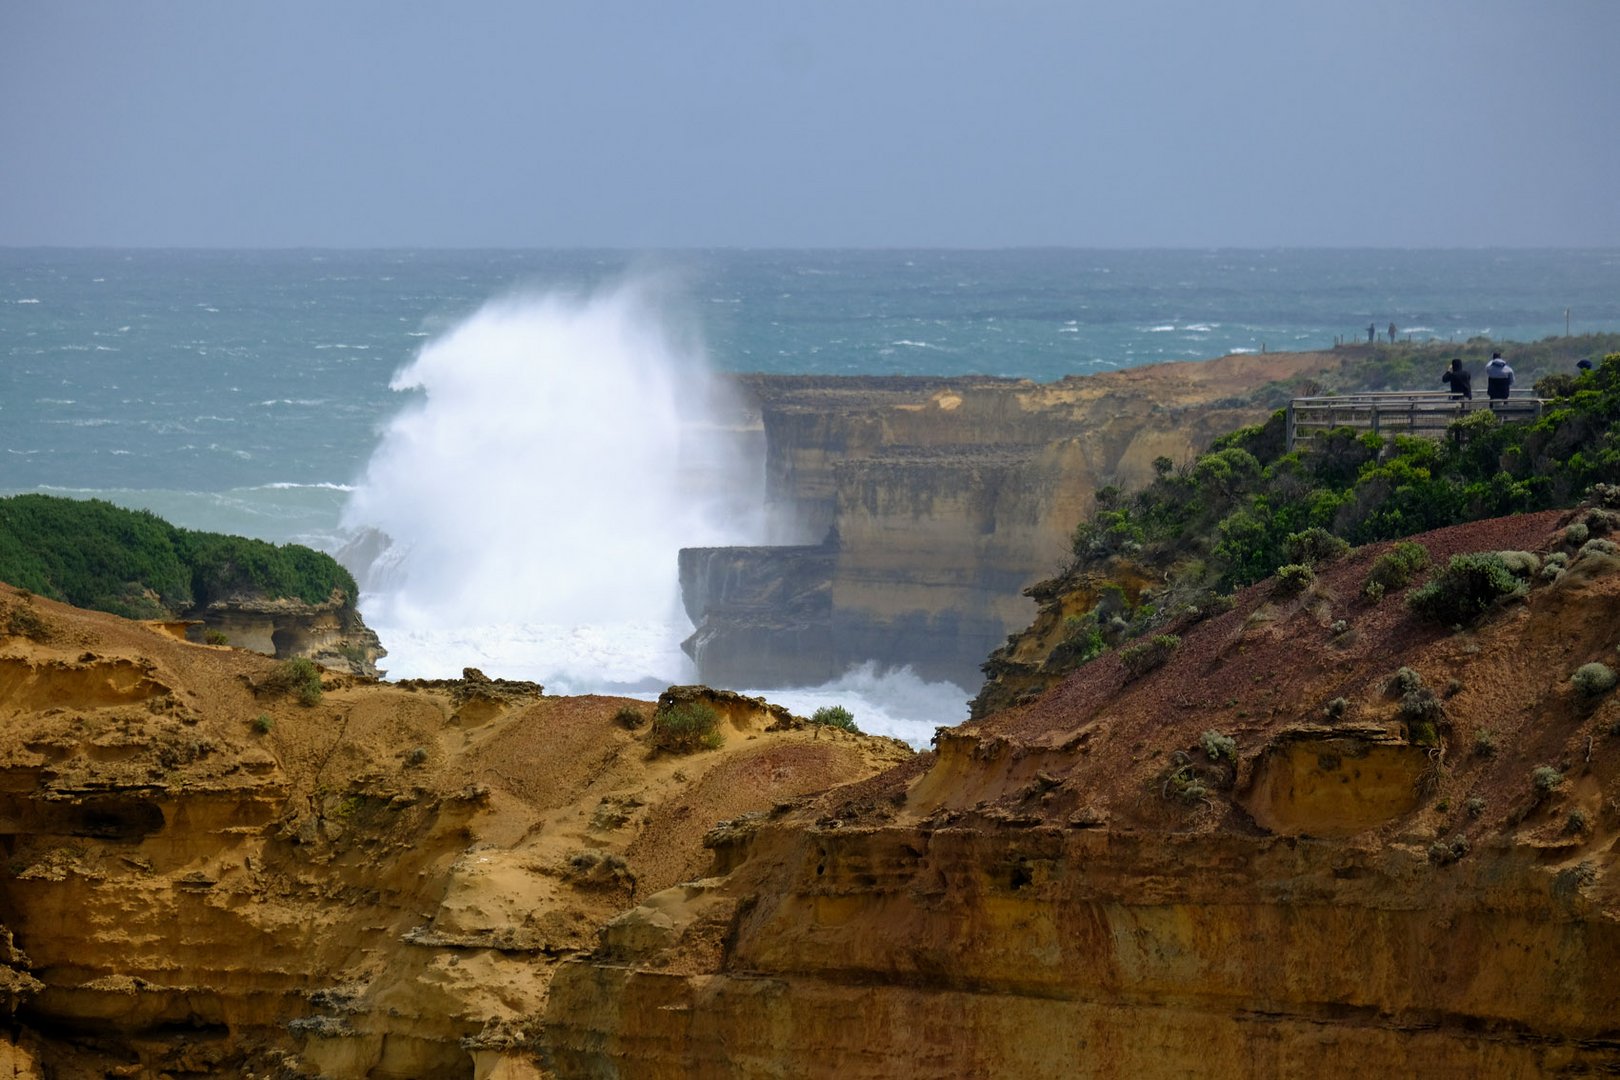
left=0, top=585, right=911, bottom=1077
left=547, top=509, right=1620, bottom=1076
left=686, top=354, right=1338, bottom=689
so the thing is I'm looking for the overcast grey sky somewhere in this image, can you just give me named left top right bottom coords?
left=3, top=1, right=1617, bottom=248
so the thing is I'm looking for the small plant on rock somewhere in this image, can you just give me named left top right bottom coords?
left=1285, top=526, right=1351, bottom=567
left=1118, top=634, right=1180, bottom=681
left=204, top=629, right=230, bottom=646
left=809, top=705, right=860, bottom=733
left=252, top=713, right=274, bottom=734
left=1200, top=730, right=1237, bottom=763
left=1324, top=697, right=1350, bottom=721
left=613, top=704, right=646, bottom=730
left=1571, top=662, right=1618, bottom=697
left=1565, top=809, right=1590, bottom=835
left=1472, top=729, right=1497, bottom=758
left=1271, top=563, right=1315, bottom=598
left=649, top=702, right=723, bottom=755
left=1532, top=765, right=1565, bottom=797
left=1465, top=795, right=1487, bottom=818
left=263, top=657, right=322, bottom=706
left=1565, top=522, right=1590, bottom=546
left=1363, top=541, right=1431, bottom=599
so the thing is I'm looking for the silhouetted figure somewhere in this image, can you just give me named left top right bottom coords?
left=1440, top=357, right=1472, bottom=399
left=1368, top=322, right=1376, bottom=343
left=1485, top=352, right=1514, bottom=401
left=1388, top=322, right=1397, bottom=343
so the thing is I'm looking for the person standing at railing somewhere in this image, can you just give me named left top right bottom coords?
left=1440, top=357, right=1472, bottom=399
left=1485, top=352, right=1515, bottom=401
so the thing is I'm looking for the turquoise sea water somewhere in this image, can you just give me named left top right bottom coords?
left=4, top=248, right=1619, bottom=741
left=6, top=248, right=1619, bottom=542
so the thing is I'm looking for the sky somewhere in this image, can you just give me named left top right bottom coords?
left=2, top=0, right=1618, bottom=248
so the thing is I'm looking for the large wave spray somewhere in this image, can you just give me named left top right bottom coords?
left=341, top=280, right=966, bottom=745
left=341, top=280, right=759, bottom=688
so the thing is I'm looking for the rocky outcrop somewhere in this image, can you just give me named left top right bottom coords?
left=0, top=584, right=911, bottom=1077
left=545, top=509, right=1620, bottom=1075
left=187, top=590, right=386, bottom=677
left=686, top=354, right=1340, bottom=689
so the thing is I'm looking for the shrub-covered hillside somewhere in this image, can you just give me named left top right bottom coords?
left=974, top=352, right=1620, bottom=716
left=0, top=494, right=357, bottom=620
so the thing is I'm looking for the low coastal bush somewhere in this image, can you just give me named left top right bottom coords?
left=1406, top=552, right=1521, bottom=626
left=263, top=657, right=323, bottom=707
left=1271, top=563, right=1315, bottom=598
left=648, top=702, right=723, bottom=755
left=1284, top=526, right=1350, bottom=567
left=1200, top=730, right=1237, bottom=763
left=1532, top=765, right=1564, bottom=797
left=1571, top=662, right=1618, bottom=696
left=809, top=705, right=860, bottom=733
left=1363, top=542, right=1432, bottom=599
left=1119, top=634, right=1180, bottom=680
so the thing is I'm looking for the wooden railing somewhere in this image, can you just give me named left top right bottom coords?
left=1286, top=391, right=1543, bottom=450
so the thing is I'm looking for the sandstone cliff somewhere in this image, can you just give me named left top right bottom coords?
left=686, top=354, right=1340, bottom=690
left=546, top=508, right=1620, bottom=1076
left=0, top=586, right=911, bottom=1077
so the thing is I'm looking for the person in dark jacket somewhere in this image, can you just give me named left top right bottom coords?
left=1440, top=357, right=1472, bottom=399
left=1485, top=352, right=1515, bottom=400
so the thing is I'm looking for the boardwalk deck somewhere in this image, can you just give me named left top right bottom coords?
left=1286, top=391, right=1543, bottom=450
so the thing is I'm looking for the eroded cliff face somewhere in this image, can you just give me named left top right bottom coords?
left=0, top=586, right=911, bottom=1077
left=546, top=509, right=1620, bottom=1076
left=686, top=355, right=1339, bottom=689
left=186, top=590, right=387, bottom=677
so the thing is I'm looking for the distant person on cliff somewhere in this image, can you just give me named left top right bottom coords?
left=1368, top=322, right=1376, bottom=343
left=1485, top=352, right=1515, bottom=401
left=1440, top=358, right=1472, bottom=399
left=1388, top=322, right=1398, bottom=343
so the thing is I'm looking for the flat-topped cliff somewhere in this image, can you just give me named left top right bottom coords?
left=686, top=352, right=1342, bottom=689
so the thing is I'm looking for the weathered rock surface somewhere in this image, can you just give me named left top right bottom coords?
left=686, top=354, right=1339, bottom=689
left=545, top=509, right=1620, bottom=1076
left=0, top=585, right=911, bottom=1077
left=187, top=590, right=387, bottom=677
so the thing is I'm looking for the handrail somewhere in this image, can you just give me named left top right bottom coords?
left=1286, top=391, right=1543, bottom=450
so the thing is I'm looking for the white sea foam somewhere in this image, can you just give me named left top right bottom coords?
left=15, top=298, right=40, bottom=304
left=1147, top=324, right=1176, bottom=333
left=742, top=663, right=966, bottom=748
left=261, top=481, right=356, bottom=492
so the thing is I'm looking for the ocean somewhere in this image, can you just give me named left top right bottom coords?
left=5, top=248, right=1620, bottom=744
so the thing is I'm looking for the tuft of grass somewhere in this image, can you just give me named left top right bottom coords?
left=204, top=629, right=230, bottom=646
left=613, top=704, right=647, bottom=730
left=252, top=713, right=273, bottom=734
left=1473, top=729, right=1497, bottom=758
left=1200, top=730, right=1236, bottom=763
left=262, top=657, right=322, bottom=706
left=649, top=702, right=723, bottom=755
left=1465, top=795, right=1486, bottom=818
left=1324, top=697, right=1350, bottom=721
left=1271, top=563, right=1315, bottom=598
left=808, top=704, right=860, bottom=733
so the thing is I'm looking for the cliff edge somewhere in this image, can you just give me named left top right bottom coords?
left=545, top=507, right=1620, bottom=1076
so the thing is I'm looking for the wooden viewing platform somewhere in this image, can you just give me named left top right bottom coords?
left=1286, top=391, right=1544, bottom=451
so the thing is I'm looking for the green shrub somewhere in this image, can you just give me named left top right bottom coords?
left=1571, top=662, right=1618, bottom=696
left=1466, top=795, right=1486, bottom=818
left=1118, top=635, right=1180, bottom=681
left=809, top=705, right=860, bottom=733
left=263, top=657, right=322, bottom=706
left=1363, top=541, right=1431, bottom=598
left=1532, top=765, right=1564, bottom=796
left=1285, top=526, right=1350, bottom=567
left=1406, top=552, right=1521, bottom=626
left=204, top=629, right=230, bottom=646
left=1324, top=697, right=1349, bottom=721
left=1200, top=730, right=1237, bottom=763
left=1473, top=729, right=1497, bottom=757
left=1578, top=538, right=1619, bottom=559
left=613, top=704, right=646, bottom=730
left=1496, top=551, right=1540, bottom=577
left=5, top=604, right=48, bottom=641
left=1389, top=666, right=1425, bottom=695
left=1271, top=563, right=1315, bottom=597
left=649, top=702, right=723, bottom=755
left=1566, top=522, right=1590, bottom=545
left=252, top=713, right=274, bottom=734
left=1565, top=809, right=1590, bottom=835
